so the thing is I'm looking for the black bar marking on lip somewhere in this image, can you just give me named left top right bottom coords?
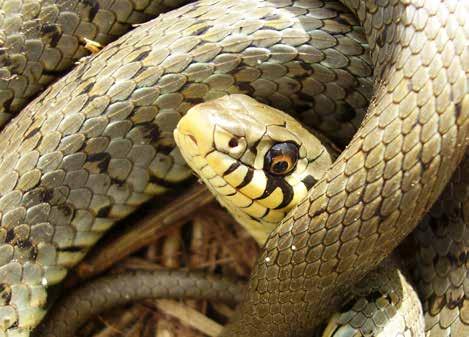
left=237, top=167, right=254, bottom=189
left=255, top=175, right=293, bottom=210
left=223, top=162, right=241, bottom=176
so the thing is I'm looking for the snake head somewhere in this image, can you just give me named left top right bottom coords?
left=175, top=94, right=337, bottom=244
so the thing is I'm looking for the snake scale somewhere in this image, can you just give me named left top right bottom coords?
left=0, top=0, right=467, bottom=336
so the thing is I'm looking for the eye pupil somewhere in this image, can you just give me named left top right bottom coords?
left=273, top=161, right=288, bottom=173
left=228, top=138, right=239, bottom=148
left=264, top=142, right=299, bottom=176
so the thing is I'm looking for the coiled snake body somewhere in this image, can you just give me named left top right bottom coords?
left=0, top=0, right=467, bottom=336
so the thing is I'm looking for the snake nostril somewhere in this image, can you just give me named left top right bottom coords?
left=228, top=137, right=239, bottom=148
left=188, top=134, right=198, bottom=145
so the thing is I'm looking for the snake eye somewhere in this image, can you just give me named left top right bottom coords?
left=264, top=142, right=299, bottom=176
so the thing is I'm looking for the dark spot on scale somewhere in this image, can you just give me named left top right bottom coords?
left=40, top=24, right=62, bottom=47
left=193, top=25, right=212, bottom=36
left=40, top=188, right=54, bottom=203
left=368, top=291, right=386, bottom=303
left=0, top=283, right=11, bottom=302
left=263, top=14, right=280, bottom=20
left=376, top=25, right=389, bottom=48
left=140, top=123, right=160, bottom=143
left=447, top=296, right=464, bottom=310
left=57, top=204, right=73, bottom=218
left=155, top=144, right=174, bottom=155
left=458, top=251, right=467, bottom=264
left=80, top=0, right=100, bottom=20
left=454, top=102, right=462, bottom=119
left=149, top=176, right=185, bottom=188
left=59, top=246, right=83, bottom=253
left=5, top=229, right=15, bottom=243
left=407, top=80, right=414, bottom=92
left=376, top=27, right=386, bottom=48
left=250, top=139, right=261, bottom=156
left=111, top=177, right=126, bottom=186
left=2, top=95, right=13, bottom=111
left=446, top=251, right=468, bottom=267
left=302, top=175, right=316, bottom=190
left=310, top=206, right=325, bottom=218
left=447, top=252, right=458, bottom=266
left=299, top=62, right=314, bottom=73
left=24, top=127, right=40, bottom=140
left=237, top=82, right=255, bottom=94
left=335, top=16, right=350, bottom=27
left=96, top=205, right=111, bottom=217
left=186, top=97, right=204, bottom=105
left=421, top=160, right=430, bottom=171
left=42, top=67, right=68, bottom=78
left=89, top=3, right=100, bottom=20
left=40, top=24, right=59, bottom=34
left=87, top=152, right=111, bottom=172
left=133, top=67, right=148, bottom=78
left=297, top=91, right=315, bottom=102
left=16, top=239, right=32, bottom=249
left=132, top=50, right=151, bottom=62
left=80, top=82, right=95, bottom=94
left=30, top=246, right=38, bottom=260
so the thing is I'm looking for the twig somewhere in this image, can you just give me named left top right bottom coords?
left=74, top=184, right=214, bottom=280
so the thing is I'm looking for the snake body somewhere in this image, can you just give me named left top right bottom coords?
left=35, top=94, right=425, bottom=337
left=0, top=0, right=188, bottom=124
left=35, top=94, right=467, bottom=337
left=220, top=1, right=468, bottom=336
left=0, top=0, right=467, bottom=336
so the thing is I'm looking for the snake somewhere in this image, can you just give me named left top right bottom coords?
left=34, top=94, right=426, bottom=337
left=0, top=0, right=467, bottom=336
left=34, top=94, right=466, bottom=337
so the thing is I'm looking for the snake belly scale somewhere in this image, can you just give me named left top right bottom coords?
left=0, top=0, right=467, bottom=337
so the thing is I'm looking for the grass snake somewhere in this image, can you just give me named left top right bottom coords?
left=0, top=0, right=467, bottom=336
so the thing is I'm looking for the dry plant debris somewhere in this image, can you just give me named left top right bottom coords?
left=66, top=184, right=260, bottom=337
